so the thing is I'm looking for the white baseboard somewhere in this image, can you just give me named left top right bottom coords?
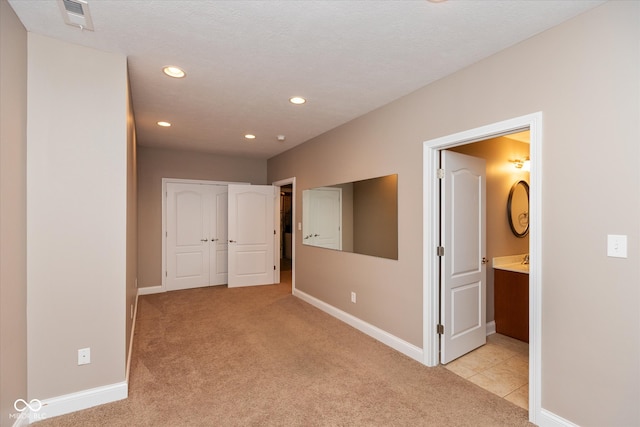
left=30, top=382, right=127, bottom=423
left=535, top=408, right=579, bottom=427
left=486, top=320, right=496, bottom=336
left=10, top=411, right=30, bottom=427
left=137, top=285, right=163, bottom=295
left=126, top=292, right=139, bottom=383
left=293, top=289, right=423, bottom=363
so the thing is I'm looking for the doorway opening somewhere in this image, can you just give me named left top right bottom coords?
left=273, top=177, right=296, bottom=294
left=422, top=112, right=542, bottom=424
left=443, top=132, right=530, bottom=410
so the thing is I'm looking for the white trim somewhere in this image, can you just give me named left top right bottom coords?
left=537, top=409, right=579, bottom=427
left=294, top=289, right=423, bottom=363
left=126, top=292, right=139, bottom=383
left=272, top=177, right=296, bottom=294
left=137, top=285, right=164, bottom=295
left=29, top=382, right=127, bottom=423
left=161, top=178, right=249, bottom=293
left=486, top=320, right=496, bottom=336
left=10, top=411, right=29, bottom=427
left=422, top=112, right=542, bottom=425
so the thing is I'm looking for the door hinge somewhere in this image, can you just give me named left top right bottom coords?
left=165, top=271, right=167, bottom=277
left=437, top=246, right=444, bottom=256
left=437, top=324, right=444, bottom=335
left=437, top=168, right=445, bottom=179
left=274, top=229, right=276, bottom=235
left=165, top=231, right=168, bottom=237
left=273, top=265, right=276, bottom=271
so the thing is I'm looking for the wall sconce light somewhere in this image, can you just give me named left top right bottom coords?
left=510, top=158, right=530, bottom=171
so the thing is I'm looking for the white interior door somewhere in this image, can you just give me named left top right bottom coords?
left=210, top=187, right=228, bottom=285
left=166, top=183, right=210, bottom=291
left=228, top=185, right=276, bottom=288
left=440, top=150, right=487, bottom=364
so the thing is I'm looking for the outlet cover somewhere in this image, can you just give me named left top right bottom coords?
left=350, top=292, right=356, bottom=303
left=78, top=347, right=91, bottom=365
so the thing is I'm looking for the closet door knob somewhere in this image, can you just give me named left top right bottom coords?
left=200, top=238, right=208, bottom=242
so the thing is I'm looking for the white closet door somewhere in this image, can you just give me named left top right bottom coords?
left=227, top=185, right=276, bottom=288
left=210, top=188, right=228, bottom=285
left=166, top=183, right=210, bottom=291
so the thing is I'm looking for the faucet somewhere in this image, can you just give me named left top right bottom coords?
left=522, top=254, right=529, bottom=265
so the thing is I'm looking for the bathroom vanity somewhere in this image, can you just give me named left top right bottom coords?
left=493, top=255, right=529, bottom=343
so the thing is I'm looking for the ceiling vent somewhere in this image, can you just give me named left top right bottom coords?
left=58, top=0, right=94, bottom=31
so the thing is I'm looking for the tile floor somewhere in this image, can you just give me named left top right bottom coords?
left=444, top=333, right=529, bottom=410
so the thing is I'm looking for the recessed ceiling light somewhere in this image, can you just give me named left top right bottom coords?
left=289, top=96, right=306, bottom=105
left=244, top=134, right=256, bottom=140
left=162, top=66, right=186, bottom=78
left=157, top=121, right=171, bottom=127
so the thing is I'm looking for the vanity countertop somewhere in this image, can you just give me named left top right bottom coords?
left=493, top=254, right=529, bottom=274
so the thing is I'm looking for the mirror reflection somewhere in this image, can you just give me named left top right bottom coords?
left=507, top=180, right=529, bottom=237
left=303, top=174, right=398, bottom=260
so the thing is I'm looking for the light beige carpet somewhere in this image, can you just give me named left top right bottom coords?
left=36, top=271, right=531, bottom=426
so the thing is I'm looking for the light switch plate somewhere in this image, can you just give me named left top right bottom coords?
left=607, top=234, right=627, bottom=258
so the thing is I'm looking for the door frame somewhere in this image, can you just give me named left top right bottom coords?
left=422, top=112, right=542, bottom=423
left=272, top=177, right=296, bottom=294
left=161, top=178, right=249, bottom=292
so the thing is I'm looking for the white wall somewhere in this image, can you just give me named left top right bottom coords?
left=27, top=34, right=128, bottom=401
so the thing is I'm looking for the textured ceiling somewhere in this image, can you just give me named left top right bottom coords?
left=8, top=0, right=604, bottom=159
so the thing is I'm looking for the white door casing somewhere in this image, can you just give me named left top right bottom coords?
left=228, top=184, right=277, bottom=288
left=423, top=112, right=542, bottom=424
left=440, top=151, right=487, bottom=364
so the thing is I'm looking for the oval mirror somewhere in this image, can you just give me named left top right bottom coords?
left=507, top=180, right=529, bottom=237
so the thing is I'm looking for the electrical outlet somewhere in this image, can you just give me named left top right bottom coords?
left=130, top=304, right=134, bottom=319
left=351, top=292, right=356, bottom=304
left=78, top=348, right=91, bottom=365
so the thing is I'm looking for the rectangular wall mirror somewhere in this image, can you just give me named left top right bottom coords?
left=302, top=174, right=398, bottom=260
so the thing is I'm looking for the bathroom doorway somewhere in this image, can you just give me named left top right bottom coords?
left=422, top=112, right=542, bottom=424
left=443, top=132, right=530, bottom=410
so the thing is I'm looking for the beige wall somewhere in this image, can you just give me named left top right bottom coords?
left=125, top=75, right=138, bottom=362
left=450, top=137, right=530, bottom=322
left=137, top=146, right=267, bottom=288
left=27, top=34, right=128, bottom=399
left=0, top=0, right=28, bottom=422
left=269, top=2, right=639, bottom=425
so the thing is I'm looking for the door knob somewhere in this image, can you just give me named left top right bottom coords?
left=481, top=257, right=489, bottom=264
left=229, top=239, right=236, bottom=243
left=200, top=238, right=208, bottom=242
left=211, top=238, right=218, bottom=242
